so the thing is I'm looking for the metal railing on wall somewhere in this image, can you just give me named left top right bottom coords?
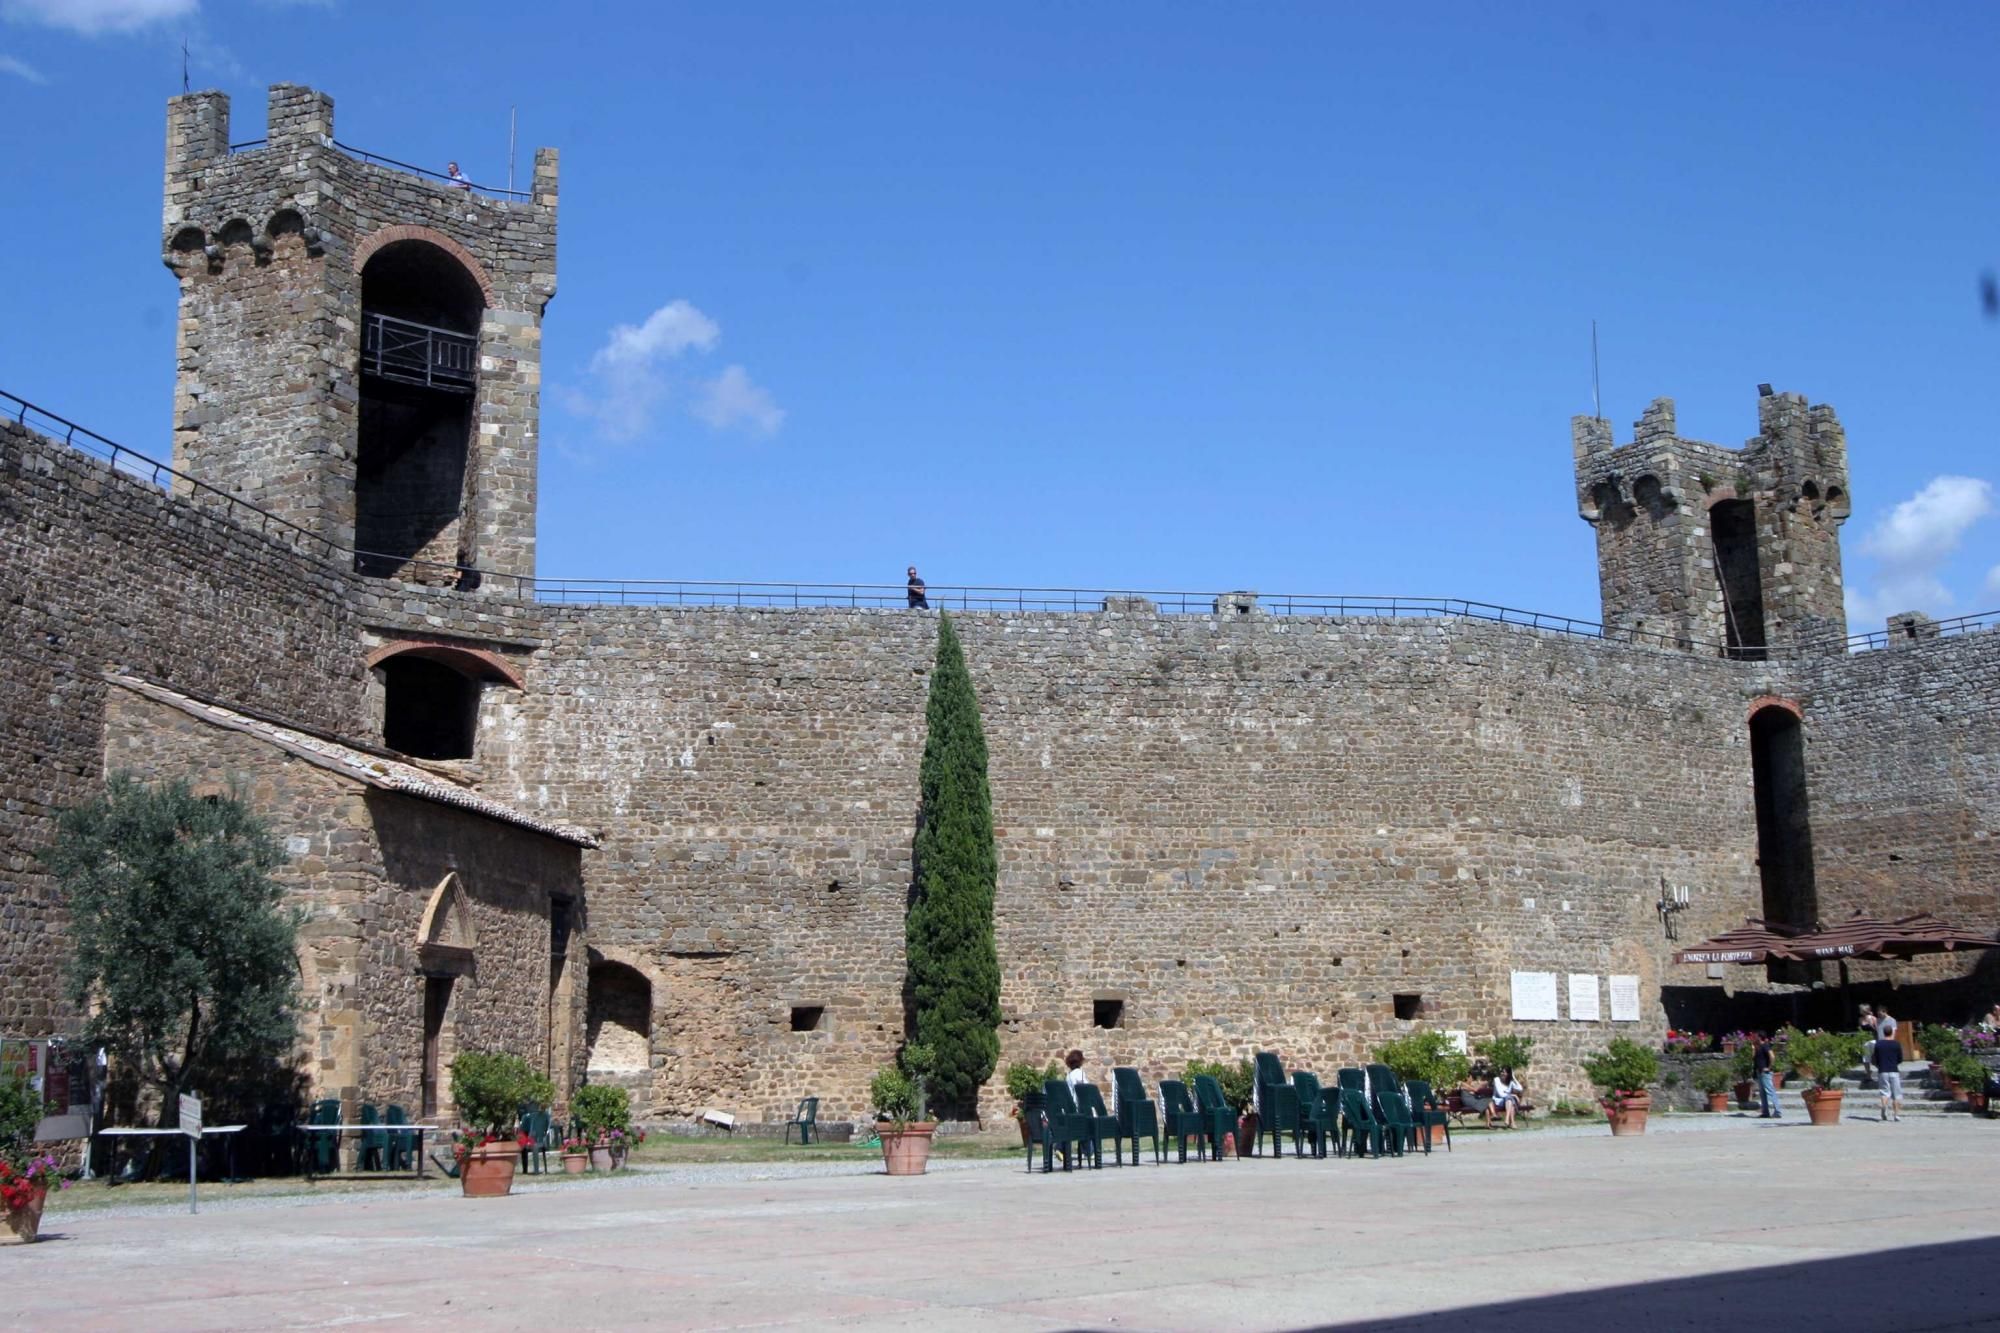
left=218, top=137, right=534, bottom=200
left=1838, top=610, right=2000, bottom=652
left=13, top=388, right=1991, bottom=656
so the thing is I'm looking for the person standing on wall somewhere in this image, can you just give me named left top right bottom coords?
left=1753, top=1033, right=1781, bottom=1119
left=906, top=566, right=929, bottom=610
left=1873, top=1020, right=1905, bottom=1122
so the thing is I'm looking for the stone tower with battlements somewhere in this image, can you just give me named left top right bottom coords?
left=162, top=84, right=557, bottom=588
left=1573, top=390, right=1851, bottom=658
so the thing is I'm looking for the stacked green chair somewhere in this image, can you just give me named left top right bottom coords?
left=1071, top=1083, right=1124, bottom=1167
left=1023, top=1089, right=1081, bottom=1173
left=1367, top=1064, right=1423, bottom=1155
left=1158, top=1080, right=1216, bottom=1163
left=1404, top=1079, right=1451, bottom=1153
left=1111, top=1068, right=1163, bottom=1165
left=384, top=1104, right=415, bottom=1172
left=358, top=1103, right=386, bottom=1172
left=1253, top=1052, right=1301, bottom=1158
left=1291, top=1072, right=1337, bottom=1159
left=1191, top=1075, right=1240, bottom=1159
left=516, top=1106, right=555, bottom=1174
left=1040, top=1080, right=1099, bottom=1170
left=306, top=1097, right=340, bottom=1175
left=1340, top=1086, right=1392, bottom=1158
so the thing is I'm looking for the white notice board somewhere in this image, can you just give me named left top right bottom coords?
left=1510, top=970, right=1559, bottom=1021
left=1567, top=973, right=1601, bottom=1022
left=1609, top=974, right=1641, bottom=1023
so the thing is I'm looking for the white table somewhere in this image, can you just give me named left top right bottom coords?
left=294, top=1122, right=443, bottom=1178
left=96, top=1124, right=246, bottom=1182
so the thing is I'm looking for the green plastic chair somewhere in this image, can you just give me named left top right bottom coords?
left=1191, top=1075, right=1240, bottom=1159
left=1111, top=1068, right=1163, bottom=1165
left=1340, top=1086, right=1390, bottom=1158
left=516, top=1106, right=554, bottom=1174
left=305, top=1098, right=341, bottom=1175
left=1368, top=1064, right=1424, bottom=1155
left=1291, top=1071, right=1337, bottom=1159
left=1158, top=1080, right=1214, bottom=1162
left=1405, top=1079, right=1451, bottom=1153
left=1071, top=1082, right=1125, bottom=1167
left=784, top=1097, right=820, bottom=1145
left=1041, top=1080, right=1098, bottom=1170
left=1253, top=1052, right=1302, bottom=1158
left=384, top=1104, right=415, bottom=1171
left=358, top=1103, right=386, bottom=1172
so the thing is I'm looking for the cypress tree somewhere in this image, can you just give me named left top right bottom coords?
left=907, top=613, right=1001, bottom=1115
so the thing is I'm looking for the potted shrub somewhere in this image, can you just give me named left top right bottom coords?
left=1375, top=1031, right=1472, bottom=1148
left=559, top=1136, right=589, bottom=1174
left=1476, top=1033, right=1535, bottom=1079
left=871, top=1044, right=937, bottom=1176
left=1692, top=1062, right=1733, bottom=1112
left=0, top=1074, right=63, bottom=1244
left=1783, top=1028, right=1866, bottom=1126
left=1004, top=1060, right=1060, bottom=1146
left=449, top=1050, right=550, bottom=1197
left=1729, top=1043, right=1758, bottom=1107
left=1940, top=1050, right=1986, bottom=1106
left=574, top=1084, right=631, bottom=1171
left=1581, top=1037, right=1658, bottom=1135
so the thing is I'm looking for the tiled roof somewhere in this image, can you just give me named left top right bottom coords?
left=106, top=674, right=598, bottom=848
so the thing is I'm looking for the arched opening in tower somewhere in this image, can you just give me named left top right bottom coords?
left=586, top=960, right=652, bottom=1073
left=1749, top=705, right=1818, bottom=978
left=356, top=240, right=483, bottom=582
left=1709, top=499, right=1767, bottom=659
left=380, top=653, right=481, bottom=760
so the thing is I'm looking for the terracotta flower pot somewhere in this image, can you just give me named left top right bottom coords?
left=1015, top=1111, right=1031, bottom=1147
left=1237, top=1113, right=1259, bottom=1156
left=1705, top=1092, right=1729, bottom=1113
left=589, top=1145, right=615, bottom=1172
left=460, top=1142, right=518, bottom=1198
left=1802, top=1088, right=1843, bottom=1127
left=2, top=1187, right=48, bottom=1245
left=1733, top=1080, right=1755, bottom=1108
left=878, top=1122, right=937, bottom=1176
left=1605, top=1092, right=1651, bottom=1136
left=561, top=1153, right=589, bottom=1175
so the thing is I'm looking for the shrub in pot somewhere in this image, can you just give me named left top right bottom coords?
left=1004, top=1060, right=1061, bottom=1145
left=1783, top=1028, right=1866, bottom=1126
left=1580, top=1038, right=1658, bottom=1136
left=450, top=1051, right=550, bottom=1197
left=1475, top=1034, right=1535, bottom=1078
left=1187, top=1058, right=1257, bottom=1154
left=1692, top=1062, right=1733, bottom=1111
left=873, top=1044, right=937, bottom=1176
left=0, top=1074, right=62, bottom=1243
left=1374, top=1030, right=1473, bottom=1092
left=1941, top=1050, right=1986, bottom=1103
left=573, top=1083, right=631, bottom=1169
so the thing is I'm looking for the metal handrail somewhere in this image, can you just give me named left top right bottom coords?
left=6, top=386, right=1919, bottom=658
left=361, top=311, right=477, bottom=393
left=228, top=138, right=267, bottom=152
left=1838, top=609, right=2000, bottom=652
left=330, top=140, right=532, bottom=200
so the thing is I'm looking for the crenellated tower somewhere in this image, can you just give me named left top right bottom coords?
left=1573, top=389, right=1851, bottom=657
left=161, top=84, right=557, bottom=588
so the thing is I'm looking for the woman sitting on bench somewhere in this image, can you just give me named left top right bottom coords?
left=1486, top=1068, right=1524, bottom=1129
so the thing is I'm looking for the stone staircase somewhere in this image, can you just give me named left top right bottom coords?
left=1815, top=1060, right=1976, bottom=1116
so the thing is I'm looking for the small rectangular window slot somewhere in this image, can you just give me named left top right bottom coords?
left=789, top=1005, right=824, bottom=1032
left=1092, top=999, right=1125, bottom=1029
left=1392, top=993, right=1422, bottom=1021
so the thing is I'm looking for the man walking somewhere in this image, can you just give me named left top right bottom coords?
left=1753, top=1033, right=1781, bottom=1119
left=905, top=565, right=929, bottom=610
left=1874, top=1020, right=1905, bottom=1122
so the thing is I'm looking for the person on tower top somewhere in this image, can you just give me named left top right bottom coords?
left=445, top=161, right=472, bottom=190
left=906, top=566, right=929, bottom=610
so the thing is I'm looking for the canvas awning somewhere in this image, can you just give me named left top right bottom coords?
left=1673, top=919, right=1807, bottom=966
left=1784, top=911, right=1999, bottom=961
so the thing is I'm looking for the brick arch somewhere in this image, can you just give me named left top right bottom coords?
left=351, top=224, right=494, bottom=306
left=367, top=638, right=523, bottom=689
left=1748, top=695, right=1804, bottom=723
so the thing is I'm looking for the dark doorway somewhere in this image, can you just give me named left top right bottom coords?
left=381, top=655, right=479, bottom=760
left=1750, top=706, right=1818, bottom=977
left=421, top=975, right=451, bottom=1118
left=356, top=240, right=483, bottom=580
left=1710, top=500, right=1767, bottom=660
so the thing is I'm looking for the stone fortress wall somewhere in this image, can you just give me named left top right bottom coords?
left=3, top=83, right=1997, bottom=1126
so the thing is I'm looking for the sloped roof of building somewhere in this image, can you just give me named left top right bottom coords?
left=105, top=673, right=598, bottom=848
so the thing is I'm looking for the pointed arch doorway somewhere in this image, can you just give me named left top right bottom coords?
left=417, top=872, right=477, bottom=1117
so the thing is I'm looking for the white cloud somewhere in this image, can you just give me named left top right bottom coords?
left=1859, top=476, right=1992, bottom=566
left=1986, top=565, right=2000, bottom=601
left=694, top=365, right=785, bottom=437
left=1, top=0, right=196, bottom=35
left=1845, top=474, right=1995, bottom=627
left=0, top=52, right=45, bottom=81
left=567, top=299, right=781, bottom=445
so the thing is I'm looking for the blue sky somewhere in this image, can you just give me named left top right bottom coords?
left=3, top=1, right=1996, bottom=626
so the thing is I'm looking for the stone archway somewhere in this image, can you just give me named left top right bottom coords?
left=586, top=958, right=653, bottom=1074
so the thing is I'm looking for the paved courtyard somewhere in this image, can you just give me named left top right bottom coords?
left=13, top=1116, right=2000, bottom=1331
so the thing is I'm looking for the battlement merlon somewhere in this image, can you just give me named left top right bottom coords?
left=1574, top=390, right=1850, bottom=526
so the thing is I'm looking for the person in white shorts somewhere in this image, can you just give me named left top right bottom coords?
left=1873, top=1021, right=1905, bottom=1122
